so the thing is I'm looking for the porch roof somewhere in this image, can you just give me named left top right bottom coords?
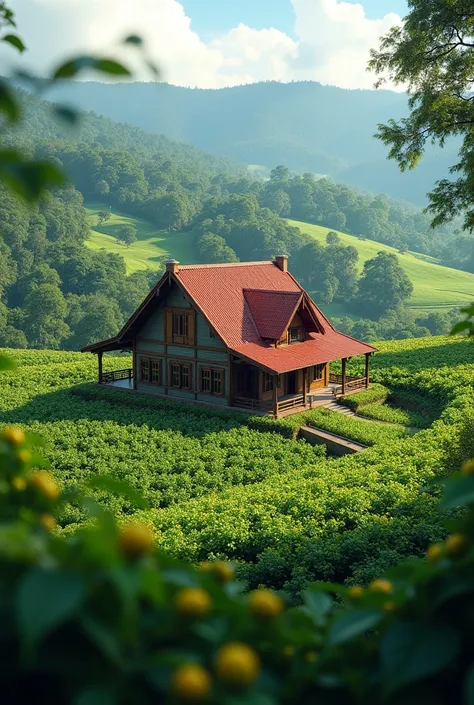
left=231, top=331, right=375, bottom=374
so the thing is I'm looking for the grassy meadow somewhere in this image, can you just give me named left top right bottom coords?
left=289, top=219, right=474, bottom=315
left=84, top=202, right=197, bottom=273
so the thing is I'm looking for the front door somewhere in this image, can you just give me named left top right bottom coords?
left=287, top=370, right=297, bottom=394
left=236, top=365, right=259, bottom=399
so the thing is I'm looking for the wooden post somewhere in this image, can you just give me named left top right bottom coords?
left=98, top=351, right=103, bottom=384
left=365, top=353, right=370, bottom=389
left=341, top=357, right=347, bottom=396
left=273, top=374, right=279, bottom=419
left=303, top=367, right=307, bottom=407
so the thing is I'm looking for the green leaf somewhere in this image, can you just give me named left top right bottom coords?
left=54, top=105, right=79, bottom=125
left=440, top=475, right=474, bottom=509
left=464, top=664, right=474, bottom=705
left=2, top=34, right=25, bottom=52
left=87, top=475, right=149, bottom=509
left=450, top=321, right=471, bottom=336
left=74, top=688, right=117, bottom=705
left=53, top=56, right=130, bottom=80
left=0, top=152, right=66, bottom=201
left=0, top=353, right=16, bottom=371
left=94, top=59, right=131, bottom=76
left=328, top=609, right=381, bottom=645
left=0, top=79, right=20, bottom=122
left=381, top=622, right=459, bottom=693
left=17, top=569, right=86, bottom=643
left=123, top=34, right=143, bottom=46
left=302, top=588, right=332, bottom=624
left=80, top=616, right=121, bottom=664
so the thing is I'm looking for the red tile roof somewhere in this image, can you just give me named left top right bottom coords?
left=174, top=261, right=376, bottom=373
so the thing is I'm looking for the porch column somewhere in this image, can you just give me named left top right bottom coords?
left=98, top=351, right=103, bottom=383
left=341, top=357, right=347, bottom=395
left=273, top=374, right=279, bottom=419
left=365, top=353, right=370, bottom=389
left=303, top=367, right=308, bottom=407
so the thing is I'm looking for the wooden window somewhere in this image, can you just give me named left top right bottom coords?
left=170, top=310, right=194, bottom=345
left=201, top=368, right=211, bottom=392
left=140, top=357, right=163, bottom=385
left=140, top=357, right=150, bottom=382
left=170, top=362, right=191, bottom=389
left=289, top=326, right=300, bottom=343
left=312, top=364, right=324, bottom=381
left=212, top=369, right=223, bottom=395
left=200, top=367, right=224, bottom=396
left=263, top=372, right=273, bottom=393
left=151, top=360, right=161, bottom=384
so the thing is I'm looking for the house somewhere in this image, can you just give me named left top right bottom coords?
left=81, top=257, right=376, bottom=418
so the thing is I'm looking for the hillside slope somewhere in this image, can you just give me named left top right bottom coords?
left=85, top=203, right=196, bottom=273
left=47, top=80, right=460, bottom=205
left=291, top=219, right=474, bottom=313
left=84, top=202, right=474, bottom=315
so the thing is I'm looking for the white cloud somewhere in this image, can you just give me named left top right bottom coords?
left=4, top=0, right=402, bottom=90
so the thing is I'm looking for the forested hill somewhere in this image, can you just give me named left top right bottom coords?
left=6, top=89, right=244, bottom=179
left=46, top=80, right=459, bottom=206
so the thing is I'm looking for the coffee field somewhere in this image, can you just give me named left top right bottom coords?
left=1, top=336, right=473, bottom=596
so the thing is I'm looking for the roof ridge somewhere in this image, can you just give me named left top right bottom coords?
left=178, top=261, right=274, bottom=270
left=243, top=288, right=301, bottom=296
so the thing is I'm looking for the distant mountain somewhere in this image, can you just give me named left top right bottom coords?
left=46, top=80, right=459, bottom=206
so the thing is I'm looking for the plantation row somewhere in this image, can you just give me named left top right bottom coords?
left=1, top=336, right=473, bottom=596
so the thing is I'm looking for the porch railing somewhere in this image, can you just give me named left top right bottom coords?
left=329, top=373, right=368, bottom=395
left=232, top=395, right=306, bottom=415
left=101, top=368, right=133, bottom=384
left=278, top=395, right=305, bottom=413
left=232, top=397, right=274, bottom=412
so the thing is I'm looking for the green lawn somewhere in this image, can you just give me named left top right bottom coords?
left=289, top=219, right=474, bottom=314
left=84, top=202, right=197, bottom=273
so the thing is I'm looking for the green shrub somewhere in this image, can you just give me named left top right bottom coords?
left=339, top=383, right=389, bottom=410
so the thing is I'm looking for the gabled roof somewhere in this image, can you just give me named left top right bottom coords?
left=243, top=289, right=302, bottom=340
left=82, top=260, right=376, bottom=372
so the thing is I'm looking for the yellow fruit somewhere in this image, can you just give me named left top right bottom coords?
left=2, top=426, right=25, bottom=446
left=171, top=664, right=211, bottom=701
left=29, top=471, right=60, bottom=500
left=211, top=561, right=234, bottom=582
left=383, top=601, right=398, bottom=614
left=12, top=476, right=26, bottom=491
left=39, top=514, right=57, bottom=531
left=461, top=459, right=474, bottom=475
left=368, top=579, right=393, bottom=594
left=426, top=543, right=443, bottom=562
left=118, top=522, right=154, bottom=558
left=445, top=533, right=469, bottom=557
left=18, top=449, right=31, bottom=464
left=349, top=586, right=364, bottom=599
left=305, top=651, right=319, bottom=663
left=215, top=642, right=261, bottom=687
left=249, top=589, right=284, bottom=619
left=174, top=588, right=211, bottom=618
left=282, top=645, right=295, bottom=658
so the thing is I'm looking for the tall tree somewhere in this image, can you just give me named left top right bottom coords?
left=355, top=251, right=413, bottom=319
left=369, top=0, right=474, bottom=231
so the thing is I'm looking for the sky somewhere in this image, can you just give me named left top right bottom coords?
left=6, top=0, right=408, bottom=91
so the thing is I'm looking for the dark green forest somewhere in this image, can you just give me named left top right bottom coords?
left=0, top=90, right=468, bottom=350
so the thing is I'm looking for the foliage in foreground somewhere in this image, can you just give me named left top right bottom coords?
left=1, top=416, right=474, bottom=704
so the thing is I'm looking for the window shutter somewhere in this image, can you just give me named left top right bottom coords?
left=165, top=310, right=173, bottom=342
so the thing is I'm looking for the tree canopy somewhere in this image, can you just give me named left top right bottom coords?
left=369, top=0, right=474, bottom=231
